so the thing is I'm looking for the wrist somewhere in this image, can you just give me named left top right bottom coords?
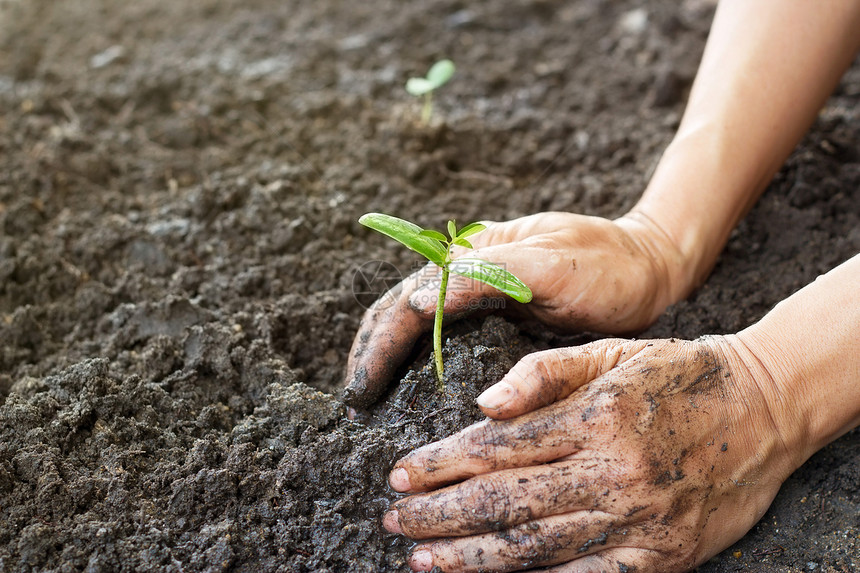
left=613, top=210, right=693, bottom=312
left=714, top=332, right=811, bottom=476
left=628, top=128, right=771, bottom=296
left=733, top=255, right=860, bottom=461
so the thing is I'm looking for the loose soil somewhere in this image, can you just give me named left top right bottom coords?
left=1, top=0, right=858, bottom=571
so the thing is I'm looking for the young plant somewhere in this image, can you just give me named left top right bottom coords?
left=359, top=212, right=532, bottom=390
left=405, top=59, right=455, bottom=125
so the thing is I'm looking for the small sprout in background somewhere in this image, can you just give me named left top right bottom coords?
left=359, top=212, right=532, bottom=389
left=405, top=59, right=455, bottom=125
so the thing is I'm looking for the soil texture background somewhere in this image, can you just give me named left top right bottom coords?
left=1, top=0, right=858, bottom=571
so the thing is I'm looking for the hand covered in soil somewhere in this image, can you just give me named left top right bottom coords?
left=382, top=336, right=805, bottom=573
left=343, top=212, right=690, bottom=408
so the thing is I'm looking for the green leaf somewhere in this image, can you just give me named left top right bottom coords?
left=447, top=220, right=457, bottom=240
left=359, top=213, right=447, bottom=266
left=405, top=77, right=434, bottom=96
left=452, top=237, right=473, bottom=249
left=419, top=229, right=448, bottom=242
left=426, top=59, right=455, bottom=89
left=457, top=222, right=486, bottom=240
left=407, top=60, right=455, bottom=96
left=448, top=258, right=533, bottom=303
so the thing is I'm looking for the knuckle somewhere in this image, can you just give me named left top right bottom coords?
left=460, top=421, right=511, bottom=471
left=497, top=524, right=565, bottom=566
left=588, top=399, right=630, bottom=440
left=458, top=474, right=520, bottom=529
left=520, top=234, right=558, bottom=250
left=515, top=352, right=562, bottom=408
left=618, top=448, right=652, bottom=479
left=397, top=497, right=453, bottom=539
left=432, top=539, right=469, bottom=572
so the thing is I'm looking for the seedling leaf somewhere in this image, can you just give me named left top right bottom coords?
left=419, top=229, right=448, bottom=242
left=406, top=59, right=456, bottom=124
left=358, top=211, right=532, bottom=387
left=426, top=59, right=455, bottom=89
left=405, top=77, right=435, bottom=96
left=359, top=213, right=447, bottom=267
left=449, top=258, right=533, bottom=303
left=458, top=222, right=486, bottom=239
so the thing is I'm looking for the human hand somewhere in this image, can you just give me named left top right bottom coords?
left=382, top=336, right=805, bottom=572
left=343, top=212, right=690, bottom=408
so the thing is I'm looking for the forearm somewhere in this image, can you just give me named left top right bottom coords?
left=734, top=254, right=860, bottom=468
left=626, top=0, right=860, bottom=299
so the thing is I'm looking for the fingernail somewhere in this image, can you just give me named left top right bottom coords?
left=382, top=509, right=401, bottom=534
left=477, top=381, right=514, bottom=410
left=389, top=467, right=411, bottom=492
left=409, top=548, right=433, bottom=571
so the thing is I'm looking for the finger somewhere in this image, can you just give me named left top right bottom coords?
left=406, top=511, right=629, bottom=573
left=464, top=215, right=573, bottom=250
left=390, top=397, right=590, bottom=492
left=477, top=340, right=650, bottom=419
left=385, top=457, right=614, bottom=539
left=342, top=271, right=434, bottom=408
left=522, top=547, right=664, bottom=573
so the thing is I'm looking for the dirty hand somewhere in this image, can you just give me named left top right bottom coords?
left=383, top=253, right=860, bottom=572
left=382, top=336, right=806, bottom=572
left=343, top=211, right=691, bottom=408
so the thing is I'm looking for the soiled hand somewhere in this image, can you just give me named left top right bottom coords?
left=382, top=336, right=802, bottom=572
left=343, top=212, right=689, bottom=408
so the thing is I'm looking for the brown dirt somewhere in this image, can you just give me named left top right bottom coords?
left=1, top=0, right=858, bottom=571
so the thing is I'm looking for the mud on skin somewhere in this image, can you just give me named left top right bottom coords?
left=1, top=0, right=859, bottom=571
left=387, top=340, right=766, bottom=572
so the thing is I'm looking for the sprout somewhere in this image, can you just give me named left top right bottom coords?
left=405, top=59, right=456, bottom=125
left=359, top=212, right=532, bottom=389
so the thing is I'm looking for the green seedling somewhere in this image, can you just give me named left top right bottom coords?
left=359, top=212, right=532, bottom=389
left=405, top=59, right=455, bottom=125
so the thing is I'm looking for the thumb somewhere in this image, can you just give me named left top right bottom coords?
left=477, top=339, right=648, bottom=419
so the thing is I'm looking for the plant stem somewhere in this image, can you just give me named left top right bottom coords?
left=421, top=92, right=433, bottom=125
left=433, top=264, right=449, bottom=390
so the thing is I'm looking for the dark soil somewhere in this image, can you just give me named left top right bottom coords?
left=1, top=0, right=858, bottom=571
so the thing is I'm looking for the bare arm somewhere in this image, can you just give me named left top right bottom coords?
left=625, top=0, right=860, bottom=298
left=344, top=1, right=860, bottom=408
left=377, top=3, right=860, bottom=570
left=736, top=253, right=860, bottom=461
